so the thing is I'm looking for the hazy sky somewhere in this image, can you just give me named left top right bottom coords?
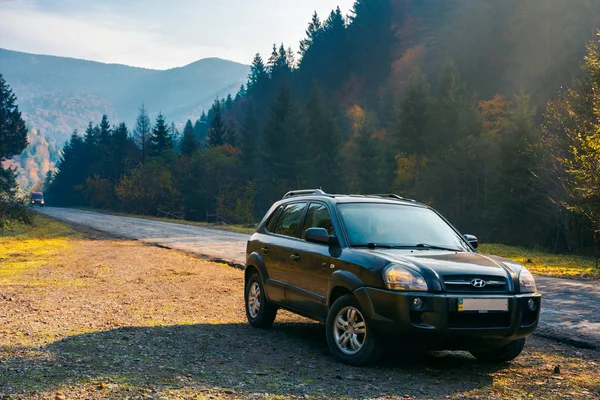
left=0, top=0, right=356, bottom=69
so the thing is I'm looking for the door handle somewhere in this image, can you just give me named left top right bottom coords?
left=290, top=254, right=301, bottom=261
left=261, top=247, right=270, bottom=254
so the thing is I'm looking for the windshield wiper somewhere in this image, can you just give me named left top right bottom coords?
left=390, top=243, right=462, bottom=252
left=353, top=243, right=394, bottom=249
left=413, top=243, right=462, bottom=252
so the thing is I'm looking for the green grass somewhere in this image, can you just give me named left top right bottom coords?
left=78, top=207, right=257, bottom=234
left=0, top=215, right=81, bottom=283
left=479, top=243, right=599, bottom=281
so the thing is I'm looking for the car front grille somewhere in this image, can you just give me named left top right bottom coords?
left=443, top=275, right=509, bottom=293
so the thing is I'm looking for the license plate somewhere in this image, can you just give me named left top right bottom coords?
left=458, top=298, right=508, bottom=312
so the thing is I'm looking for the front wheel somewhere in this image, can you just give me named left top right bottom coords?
left=470, top=338, right=526, bottom=363
left=326, top=294, right=382, bottom=366
left=245, top=273, right=277, bottom=329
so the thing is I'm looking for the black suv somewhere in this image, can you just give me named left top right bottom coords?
left=244, top=190, right=541, bottom=365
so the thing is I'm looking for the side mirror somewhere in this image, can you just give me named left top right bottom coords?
left=464, top=234, right=479, bottom=249
left=305, top=228, right=338, bottom=246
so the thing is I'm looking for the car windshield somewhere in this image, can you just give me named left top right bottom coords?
left=338, top=203, right=469, bottom=252
left=31, top=194, right=43, bottom=200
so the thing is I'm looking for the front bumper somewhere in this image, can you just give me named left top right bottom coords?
left=354, top=287, right=541, bottom=350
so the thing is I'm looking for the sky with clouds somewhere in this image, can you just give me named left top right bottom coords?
left=0, top=0, right=356, bottom=69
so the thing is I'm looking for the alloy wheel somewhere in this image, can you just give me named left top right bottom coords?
left=333, top=306, right=367, bottom=355
left=248, top=281, right=261, bottom=318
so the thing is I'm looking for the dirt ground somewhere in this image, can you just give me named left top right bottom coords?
left=1, top=228, right=599, bottom=399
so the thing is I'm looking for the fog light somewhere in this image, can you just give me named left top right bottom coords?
left=413, top=297, right=424, bottom=310
left=527, top=298, right=536, bottom=311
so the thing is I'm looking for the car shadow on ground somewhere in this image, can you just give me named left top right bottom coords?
left=1, top=322, right=506, bottom=398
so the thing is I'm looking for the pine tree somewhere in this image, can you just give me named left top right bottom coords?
left=47, top=130, right=88, bottom=206
left=0, top=74, right=28, bottom=162
left=248, top=54, right=268, bottom=91
left=99, top=114, right=111, bottom=146
left=268, top=44, right=291, bottom=82
left=305, top=82, right=341, bottom=189
left=347, top=0, right=393, bottom=103
left=225, top=94, right=234, bottom=110
left=206, top=100, right=226, bottom=147
left=170, top=121, right=180, bottom=147
left=235, top=84, right=247, bottom=101
left=224, top=124, right=237, bottom=147
left=110, top=122, right=130, bottom=182
left=112, top=122, right=129, bottom=150
left=395, top=69, right=433, bottom=157
left=392, top=69, right=434, bottom=197
left=261, top=81, right=306, bottom=199
left=134, top=104, right=151, bottom=164
left=194, top=113, right=209, bottom=145
left=300, top=12, right=323, bottom=58
left=0, top=73, right=28, bottom=204
left=84, top=122, right=97, bottom=146
left=149, top=113, right=173, bottom=156
left=298, top=6, right=348, bottom=92
left=180, top=119, right=198, bottom=156
left=240, top=101, right=259, bottom=174
left=489, top=93, right=545, bottom=245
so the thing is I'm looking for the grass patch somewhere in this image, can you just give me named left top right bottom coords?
left=0, top=214, right=81, bottom=283
left=479, top=243, right=599, bottom=281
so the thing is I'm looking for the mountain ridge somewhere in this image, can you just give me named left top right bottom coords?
left=0, top=47, right=250, bottom=189
left=0, top=47, right=248, bottom=71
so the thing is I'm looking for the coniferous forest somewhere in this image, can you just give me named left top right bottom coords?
left=43, top=0, right=600, bottom=257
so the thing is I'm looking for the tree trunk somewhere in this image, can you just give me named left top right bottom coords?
left=594, top=228, right=599, bottom=269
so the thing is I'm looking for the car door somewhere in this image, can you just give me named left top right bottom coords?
left=261, top=202, right=308, bottom=301
left=285, top=202, right=337, bottom=319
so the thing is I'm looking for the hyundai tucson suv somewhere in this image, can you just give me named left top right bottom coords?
left=244, top=190, right=541, bottom=365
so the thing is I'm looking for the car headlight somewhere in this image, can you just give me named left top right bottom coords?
left=519, top=268, right=536, bottom=293
left=41, top=200, right=44, bottom=204
left=383, top=263, right=428, bottom=291
left=31, top=200, right=35, bottom=203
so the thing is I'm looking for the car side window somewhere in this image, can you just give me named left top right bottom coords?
left=301, top=203, right=334, bottom=238
left=266, top=205, right=284, bottom=232
left=273, top=203, right=307, bottom=237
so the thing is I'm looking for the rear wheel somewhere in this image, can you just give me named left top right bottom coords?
left=326, top=294, right=381, bottom=365
left=470, top=338, right=526, bottom=363
left=245, top=273, right=277, bottom=329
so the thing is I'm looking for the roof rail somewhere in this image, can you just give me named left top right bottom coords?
left=371, top=193, right=417, bottom=202
left=283, top=189, right=327, bottom=199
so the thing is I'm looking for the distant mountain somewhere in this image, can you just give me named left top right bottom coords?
left=0, top=48, right=249, bottom=189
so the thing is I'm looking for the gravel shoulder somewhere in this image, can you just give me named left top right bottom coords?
left=35, top=207, right=600, bottom=350
left=1, top=217, right=600, bottom=399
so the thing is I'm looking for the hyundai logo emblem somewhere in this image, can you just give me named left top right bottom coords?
left=471, top=279, right=486, bottom=288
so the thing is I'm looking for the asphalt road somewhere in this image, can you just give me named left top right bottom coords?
left=37, top=207, right=599, bottom=349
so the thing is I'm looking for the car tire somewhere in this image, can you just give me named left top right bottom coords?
left=245, top=273, right=277, bottom=329
left=326, top=294, right=382, bottom=366
left=470, top=338, right=526, bottom=363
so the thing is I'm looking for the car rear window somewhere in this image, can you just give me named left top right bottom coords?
left=273, top=203, right=307, bottom=237
left=266, top=205, right=284, bottom=232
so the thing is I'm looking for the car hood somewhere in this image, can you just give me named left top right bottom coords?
left=360, top=249, right=521, bottom=282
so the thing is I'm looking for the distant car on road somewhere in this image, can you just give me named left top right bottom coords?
left=244, top=189, right=541, bottom=365
left=30, top=191, right=45, bottom=206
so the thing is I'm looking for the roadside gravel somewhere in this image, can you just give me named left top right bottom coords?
left=1, top=229, right=599, bottom=399
left=34, top=207, right=600, bottom=349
